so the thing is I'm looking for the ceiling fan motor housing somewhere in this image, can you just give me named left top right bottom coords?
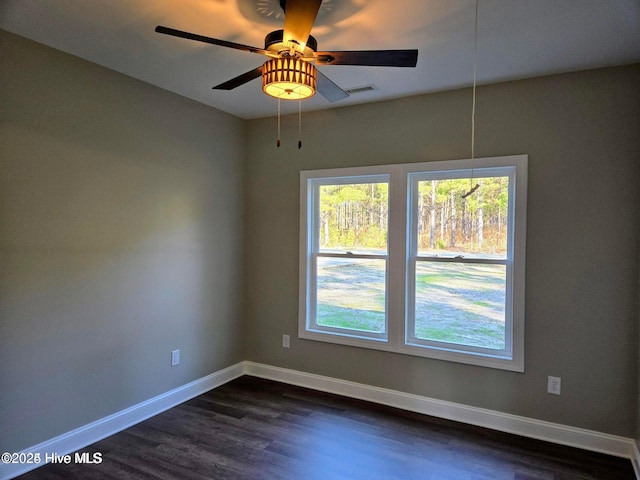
left=265, top=29, right=318, bottom=56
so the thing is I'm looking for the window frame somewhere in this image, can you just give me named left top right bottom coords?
left=299, top=166, right=397, bottom=352
left=299, top=155, right=527, bottom=371
left=306, top=173, right=391, bottom=343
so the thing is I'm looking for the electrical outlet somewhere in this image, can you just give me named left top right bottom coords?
left=547, top=376, right=561, bottom=395
left=282, top=334, right=290, bottom=348
left=171, top=349, right=180, bottom=366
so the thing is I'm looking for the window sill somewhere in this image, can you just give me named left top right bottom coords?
left=299, top=331, right=524, bottom=372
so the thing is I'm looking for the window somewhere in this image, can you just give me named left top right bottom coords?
left=300, top=171, right=391, bottom=344
left=299, top=156, right=527, bottom=371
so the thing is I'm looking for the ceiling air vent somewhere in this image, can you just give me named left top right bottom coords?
left=344, top=85, right=377, bottom=95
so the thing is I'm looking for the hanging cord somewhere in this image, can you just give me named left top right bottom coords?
left=276, top=98, right=281, bottom=148
left=298, top=100, right=302, bottom=149
left=462, top=0, right=480, bottom=199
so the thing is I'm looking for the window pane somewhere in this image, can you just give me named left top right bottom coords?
left=416, top=177, right=509, bottom=259
left=319, top=183, right=388, bottom=253
left=413, top=262, right=506, bottom=349
left=316, top=257, right=386, bottom=334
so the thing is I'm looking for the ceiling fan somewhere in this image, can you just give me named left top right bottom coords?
left=155, top=0, right=418, bottom=102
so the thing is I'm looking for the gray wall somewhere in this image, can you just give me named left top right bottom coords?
left=244, top=65, right=640, bottom=437
left=0, top=30, right=245, bottom=452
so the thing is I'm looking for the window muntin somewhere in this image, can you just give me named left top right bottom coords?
left=300, top=156, right=526, bottom=371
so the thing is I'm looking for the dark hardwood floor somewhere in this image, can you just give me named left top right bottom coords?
left=17, top=376, right=635, bottom=479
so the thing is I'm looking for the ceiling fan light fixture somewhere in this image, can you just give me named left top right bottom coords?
left=262, top=57, right=317, bottom=100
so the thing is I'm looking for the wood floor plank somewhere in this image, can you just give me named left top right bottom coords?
left=15, top=376, right=635, bottom=479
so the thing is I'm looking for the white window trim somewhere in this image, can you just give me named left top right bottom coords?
left=299, top=165, right=397, bottom=352
left=306, top=173, right=390, bottom=342
left=299, top=155, right=527, bottom=372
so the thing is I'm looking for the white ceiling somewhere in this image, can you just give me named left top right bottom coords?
left=2, top=0, right=639, bottom=119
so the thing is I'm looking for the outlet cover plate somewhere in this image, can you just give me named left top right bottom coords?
left=547, top=376, right=561, bottom=395
left=171, top=349, right=180, bottom=366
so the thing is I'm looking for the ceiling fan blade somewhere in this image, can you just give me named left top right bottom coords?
left=282, top=0, right=322, bottom=52
left=213, top=66, right=264, bottom=90
left=315, top=50, right=419, bottom=67
left=316, top=71, right=349, bottom=102
left=155, top=26, right=269, bottom=56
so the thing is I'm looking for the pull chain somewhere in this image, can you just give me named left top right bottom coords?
left=297, top=100, right=302, bottom=149
left=462, top=0, right=480, bottom=199
left=274, top=100, right=304, bottom=149
left=276, top=98, right=281, bottom=148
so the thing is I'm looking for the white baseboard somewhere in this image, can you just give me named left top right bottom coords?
left=244, top=362, right=638, bottom=464
left=0, top=362, right=245, bottom=480
left=3, top=360, right=638, bottom=480
left=632, top=441, right=640, bottom=479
